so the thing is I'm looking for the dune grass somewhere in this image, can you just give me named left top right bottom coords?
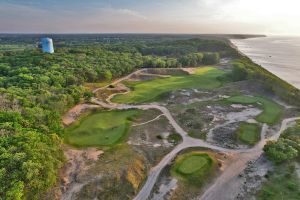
left=112, top=67, right=224, bottom=104
left=171, top=152, right=215, bottom=185
left=238, top=123, right=260, bottom=145
left=257, top=162, right=300, bottom=200
left=227, top=95, right=283, bottom=124
left=64, top=109, right=140, bottom=147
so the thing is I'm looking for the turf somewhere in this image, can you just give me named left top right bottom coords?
left=238, top=123, right=260, bottom=145
left=112, top=67, right=224, bottom=104
left=171, top=152, right=215, bottom=185
left=227, top=96, right=283, bottom=124
left=177, top=155, right=209, bottom=174
left=65, top=109, right=140, bottom=147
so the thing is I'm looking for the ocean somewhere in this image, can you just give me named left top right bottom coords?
left=231, top=37, right=300, bottom=89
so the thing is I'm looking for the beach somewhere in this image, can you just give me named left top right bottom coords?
left=231, top=37, right=300, bottom=90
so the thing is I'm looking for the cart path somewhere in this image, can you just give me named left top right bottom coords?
left=88, top=68, right=300, bottom=200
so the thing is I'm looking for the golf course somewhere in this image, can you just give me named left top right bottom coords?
left=112, top=67, right=224, bottom=104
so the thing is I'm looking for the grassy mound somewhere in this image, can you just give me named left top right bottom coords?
left=171, top=152, right=215, bottom=185
left=227, top=95, right=282, bottom=124
left=65, top=110, right=140, bottom=147
left=238, top=123, right=260, bottom=145
left=112, top=67, right=224, bottom=103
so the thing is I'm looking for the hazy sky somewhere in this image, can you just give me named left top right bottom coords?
left=1, top=0, right=300, bottom=35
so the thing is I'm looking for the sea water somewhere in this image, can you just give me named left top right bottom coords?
left=231, top=37, right=300, bottom=89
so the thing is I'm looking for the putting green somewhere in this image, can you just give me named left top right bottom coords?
left=172, top=152, right=214, bottom=185
left=112, top=67, right=224, bottom=104
left=238, top=123, right=260, bottom=145
left=177, top=155, right=209, bottom=174
left=65, top=110, right=140, bottom=147
left=227, top=96, right=282, bottom=124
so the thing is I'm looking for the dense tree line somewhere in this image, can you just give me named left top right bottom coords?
left=0, top=38, right=231, bottom=199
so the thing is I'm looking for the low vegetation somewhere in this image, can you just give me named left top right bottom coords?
left=257, top=162, right=300, bottom=200
left=171, top=152, right=215, bottom=186
left=112, top=67, right=225, bottom=103
left=238, top=123, right=260, bottom=145
left=227, top=95, right=282, bottom=124
left=260, top=121, right=300, bottom=199
left=264, top=120, right=300, bottom=163
left=65, top=110, right=140, bottom=147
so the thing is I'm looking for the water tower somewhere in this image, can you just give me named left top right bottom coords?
left=41, top=37, right=54, bottom=53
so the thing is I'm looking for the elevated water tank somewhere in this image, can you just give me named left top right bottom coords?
left=41, top=37, right=54, bottom=53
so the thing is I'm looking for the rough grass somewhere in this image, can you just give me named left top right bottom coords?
left=227, top=95, right=283, bottom=124
left=171, top=152, right=215, bottom=185
left=112, top=67, right=225, bottom=104
left=64, top=109, right=140, bottom=147
left=238, top=123, right=260, bottom=145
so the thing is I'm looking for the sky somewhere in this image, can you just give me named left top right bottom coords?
left=1, top=0, right=300, bottom=35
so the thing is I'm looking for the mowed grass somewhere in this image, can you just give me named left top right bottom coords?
left=227, top=96, right=283, bottom=124
left=65, top=110, right=140, bottom=147
left=171, top=152, right=215, bottom=185
left=112, top=67, right=225, bottom=104
left=238, top=123, right=260, bottom=145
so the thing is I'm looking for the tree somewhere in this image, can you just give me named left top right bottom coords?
left=264, top=139, right=299, bottom=163
left=231, top=62, right=248, bottom=81
left=202, top=52, right=220, bottom=65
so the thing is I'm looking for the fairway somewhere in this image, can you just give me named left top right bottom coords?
left=238, top=123, right=260, bottom=145
left=171, top=152, right=215, bottom=185
left=112, top=67, right=224, bottom=103
left=65, top=110, right=140, bottom=147
left=227, top=95, right=282, bottom=124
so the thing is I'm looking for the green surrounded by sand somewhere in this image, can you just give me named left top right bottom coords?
left=238, top=122, right=261, bottom=145
left=112, top=67, right=225, bottom=104
left=227, top=95, right=283, bottom=124
left=64, top=109, right=140, bottom=147
left=171, top=152, right=215, bottom=185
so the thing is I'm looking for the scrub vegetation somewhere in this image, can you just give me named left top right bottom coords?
left=257, top=162, right=300, bottom=200
left=113, top=67, right=224, bottom=103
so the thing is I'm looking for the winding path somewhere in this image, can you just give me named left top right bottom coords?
left=89, top=69, right=300, bottom=200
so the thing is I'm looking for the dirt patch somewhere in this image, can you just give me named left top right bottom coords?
left=143, top=68, right=189, bottom=76
left=62, top=104, right=100, bottom=126
left=60, top=147, right=104, bottom=200
left=95, top=83, right=128, bottom=102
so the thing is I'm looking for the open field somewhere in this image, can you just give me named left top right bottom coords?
left=171, top=152, right=215, bottom=185
left=112, top=67, right=225, bottom=104
left=227, top=95, right=283, bottom=124
left=64, top=109, right=140, bottom=147
left=238, top=123, right=260, bottom=145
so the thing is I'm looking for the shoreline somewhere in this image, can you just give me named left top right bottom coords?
left=229, top=38, right=300, bottom=93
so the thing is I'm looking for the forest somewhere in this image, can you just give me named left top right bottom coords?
left=0, top=36, right=231, bottom=199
